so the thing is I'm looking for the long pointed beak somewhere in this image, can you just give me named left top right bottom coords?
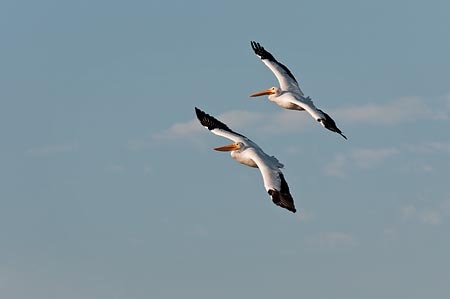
left=249, top=88, right=273, bottom=97
left=213, top=143, right=239, bottom=152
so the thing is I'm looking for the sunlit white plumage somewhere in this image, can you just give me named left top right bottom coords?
left=250, top=41, right=347, bottom=139
left=195, top=107, right=296, bottom=213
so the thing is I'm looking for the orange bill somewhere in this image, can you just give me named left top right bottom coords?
left=213, top=143, right=239, bottom=151
left=249, top=88, right=274, bottom=97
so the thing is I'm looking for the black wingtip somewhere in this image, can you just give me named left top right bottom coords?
left=194, top=107, right=239, bottom=135
left=194, top=107, right=205, bottom=122
left=251, top=41, right=263, bottom=53
left=250, top=41, right=273, bottom=60
left=194, top=107, right=212, bottom=127
left=195, top=107, right=215, bottom=124
left=250, top=41, right=257, bottom=53
left=268, top=189, right=296, bottom=213
left=317, top=109, right=347, bottom=140
left=250, top=41, right=260, bottom=49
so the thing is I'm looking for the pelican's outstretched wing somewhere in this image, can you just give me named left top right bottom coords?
left=251, top=41, right=303, bottom=95
left=248, top=149, right=297, bottom=213
left=195, top=107, right=249, bottom=143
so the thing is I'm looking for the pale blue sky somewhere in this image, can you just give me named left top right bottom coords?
left=1, top=0, right=450, bottom=298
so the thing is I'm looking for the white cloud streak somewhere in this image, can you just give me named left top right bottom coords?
left=260, top=110, right=313, bottom=134
left=351, top=148, right=400, bottom=169
left=406, top=142, right=450, bottom=155
left=334, top=96, right=448, bottom=125
left=324, top=140, right=450, bottom=178
left=324, top=147, right=399, bottom=177
left=401, top=199, right=450, bottom=226
left=323, top=153, right=347, bottom=178
left=420, top=211, right=443, bottom=225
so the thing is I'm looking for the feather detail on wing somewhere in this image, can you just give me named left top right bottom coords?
left=248, top=149, right=296, bottom=213
left=195, top=107, right=248, bottom=143
left=284, top=95, right=326, bottom=121
left=268, top=173, right=296, bottom=213
left=251, top=41, right=303, bottom=95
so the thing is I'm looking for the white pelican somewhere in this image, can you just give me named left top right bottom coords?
left=195, top=107, right=296, bottom=213
left=250, top=41, right=347, bottom=139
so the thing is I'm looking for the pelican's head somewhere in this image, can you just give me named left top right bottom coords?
left=213, top=142, right=244, bottom=152
left=249, top=86, right=280, bottom=98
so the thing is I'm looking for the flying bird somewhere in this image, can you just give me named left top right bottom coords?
left=195, top=107, right=296, bottom=213
left=250, top=41, right=347, bottom=139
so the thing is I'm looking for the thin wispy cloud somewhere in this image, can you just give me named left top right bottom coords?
left=260, top=109, right=313, bottom=134
left=401, top=199, right=450, bottom=226
left=306, top=232, right=356, bottom=248
left=383, top=228, right=397, bottom=240
left=334, top=96, right=448, bottom=125
left=185, top=224, right=209, bottom=239
left=324, top=147, right=399, bottom=177
left=127, top=137, right=154, bottom=151
left=26, top=143, right=78, bottom=157
left=296, top=209, right=316, bottom=222
left=324, top=153, right=347, bottom=178
left=352, top=148, right=400, bottom=169
left=420, top=211, right=443, bottom=225
left=153, top=118, right=202, bottom=140
left=401, top=205, right=417, bottom=220
left=105, top=163, right=125, bottom=173
left=441, top=199, right=450, bottom=216
left=406, top=142, right=450, bottom=155
left=445, top=92, right=450, bottom=111
left=325, top=140, right=450, bottom=178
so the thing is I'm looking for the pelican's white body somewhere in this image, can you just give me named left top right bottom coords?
left=195, top=107, right=296, bottom=213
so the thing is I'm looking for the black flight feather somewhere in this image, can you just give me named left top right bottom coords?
left=250, top=41, right=298, bottom=84
left=194, top=107, right=246, bottom=138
